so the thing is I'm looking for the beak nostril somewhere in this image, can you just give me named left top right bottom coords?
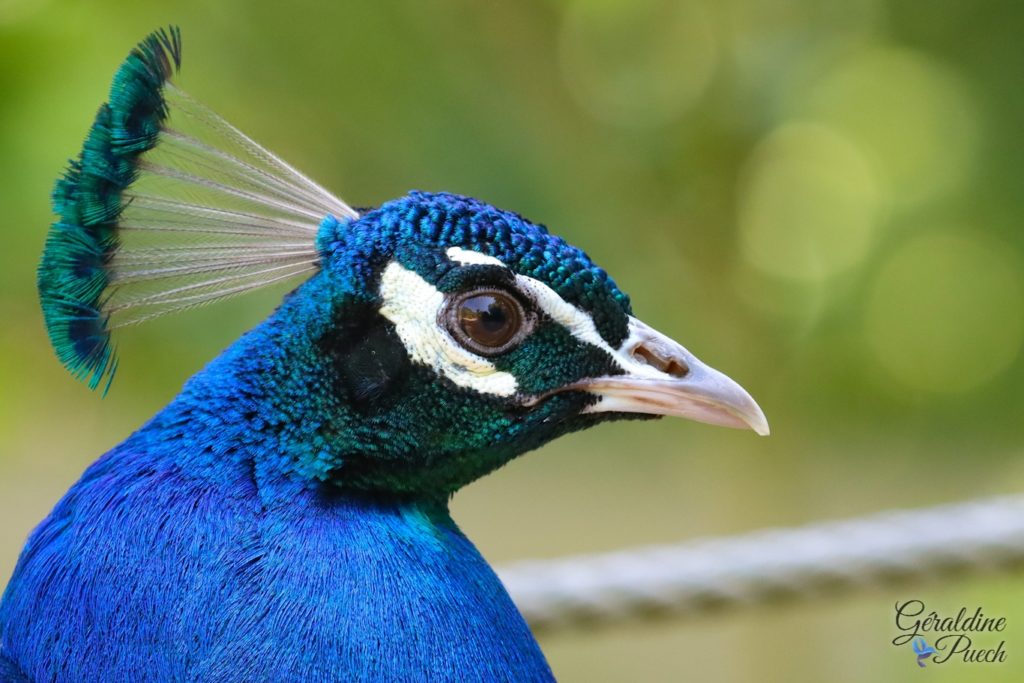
left=632, top=345, right=689, bottom=378
left=664, top=358, right=689, bottom=378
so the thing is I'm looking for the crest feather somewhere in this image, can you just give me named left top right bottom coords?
left=38, top=27, right=356, bottom=391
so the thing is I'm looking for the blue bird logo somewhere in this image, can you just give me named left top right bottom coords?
left=912, top=637, right=938, bottom=667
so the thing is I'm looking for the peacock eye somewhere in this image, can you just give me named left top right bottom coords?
left=445, top=289, right=529, bottom=356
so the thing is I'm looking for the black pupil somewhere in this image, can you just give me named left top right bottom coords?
left=458, top=293, right=519, bottom=348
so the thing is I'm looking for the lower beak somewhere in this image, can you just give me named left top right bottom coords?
left=573, top=317, right=769, bottom=436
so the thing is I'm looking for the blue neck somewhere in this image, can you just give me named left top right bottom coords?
left=0, top=328, right=555, bottom=681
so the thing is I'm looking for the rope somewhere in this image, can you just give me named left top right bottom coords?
left=497, top=495, right=1024, bottom=633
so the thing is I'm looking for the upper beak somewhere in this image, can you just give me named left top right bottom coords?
left=573, top=317, right=769, bottom=436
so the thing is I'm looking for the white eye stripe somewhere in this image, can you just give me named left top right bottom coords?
left=512, top=275, right=610, bottom=352
left=378, top=261, right=518, bottom=397
left=446, top=247, right=507, bottom=267
left=443, top=246, right=618, bottom=357
left=512, top=275, right=666, bottom=379
left=378, top=255, right=648, bottom=398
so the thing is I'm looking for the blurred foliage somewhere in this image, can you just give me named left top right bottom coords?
left=1, top=1, right=1022, bottom=680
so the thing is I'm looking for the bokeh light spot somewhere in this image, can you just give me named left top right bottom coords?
left=738, top=122, right=881, bottom=283
left=559, top=0, right=717, bottom=129
left=798, top=46, right=978, bottom=206
left=864, top=232, right=1024, bottom=394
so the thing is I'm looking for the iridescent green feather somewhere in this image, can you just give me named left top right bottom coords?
left=38, top=27, right=354, bottom=391
left=38, top=27, right=182, bottom=391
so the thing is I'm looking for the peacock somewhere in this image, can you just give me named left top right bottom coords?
left=0, top=28, right=768, bottom=682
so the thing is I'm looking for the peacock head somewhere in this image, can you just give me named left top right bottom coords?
left=39, top=28, right=767, bottom=497
left=249, top=190, right=766, bottom=495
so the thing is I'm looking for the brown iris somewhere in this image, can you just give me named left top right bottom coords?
left=447, top=289, right=528, bottom=355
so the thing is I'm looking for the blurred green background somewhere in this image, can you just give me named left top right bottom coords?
left=2, top=1, right=1023, bottom=680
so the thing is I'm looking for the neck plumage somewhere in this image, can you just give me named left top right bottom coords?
left=1, top=303, right=554, bottom=681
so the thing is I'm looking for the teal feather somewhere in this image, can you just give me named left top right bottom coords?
left=38, top=27, right=181, bottom=391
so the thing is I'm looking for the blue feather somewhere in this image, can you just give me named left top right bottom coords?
left=4, top=247, right=565, bottom=678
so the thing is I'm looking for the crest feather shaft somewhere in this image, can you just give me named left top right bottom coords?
left=38, top=28, right=356, bottom=391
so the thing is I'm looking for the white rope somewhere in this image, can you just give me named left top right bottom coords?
left=497, top=495, right=1024, bottom=632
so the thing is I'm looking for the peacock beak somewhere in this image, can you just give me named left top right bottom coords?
left=577, top=317, right=770, bottom=436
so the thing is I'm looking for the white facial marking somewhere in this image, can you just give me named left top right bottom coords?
left=378, top=262, right=518, bottom=396
left=379, top=256, right=669, bottom=400
left=446, top=247, right=507, bottom=267
left=513, top=276, right=670, bottom=380
left=513, top=275, right=609, bottom=350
